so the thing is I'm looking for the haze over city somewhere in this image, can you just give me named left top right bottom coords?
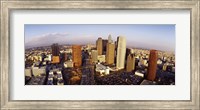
left=25, top=24, right=175, bottom=52
left=25, top=24, right=175, bottom=85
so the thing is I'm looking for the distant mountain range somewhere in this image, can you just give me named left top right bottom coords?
left=25, top=32, right=174, bottom=53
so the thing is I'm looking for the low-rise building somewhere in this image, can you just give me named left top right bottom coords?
left=135, top=70, right=145, bottom=78
left=95, top=63, right=110, bottom=75
left=97, top=55, right=105, bottom=63
left=25, top=68, right=32, bottom=77
left=64, top=60, right=74, bottom=68
left=32, top=67, right=46, bottom=76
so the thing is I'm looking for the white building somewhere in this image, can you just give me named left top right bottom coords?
left=130, top=49, right=134, bottom=54
left=163, top=56, right=167, bottom=61
left=157, top=59, right=162, bottom=64
left=139, top=59, right=148, bottom=67
left=116, top=36, right=126, bottom=69
left=42, top=61, right=46, bottom=65
left=108, top=34, right=113, bottom=43
left=105, top=67, right=110, bottom=75
left=95, top=63, right=110, bottom=75
left=135, top=70, right=145, bottom=77
left=64, top=60, right=74, bottom=68
left=47, top=54, right=52, bottom=61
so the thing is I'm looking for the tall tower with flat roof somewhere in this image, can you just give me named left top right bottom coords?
left=106, top=42, right=115, bottom=65
left=51, top=43, right=60, bottom=63
left=116, top=36, right=126, bottom=69
left=96, top=37, right=103, bottom=55
left=91, top=50, right=98, bottom=63
left=72, top=45, right=82, bottom=67
left=147, top=50, right=158, bottom=81
left=51, top=43, right=59, bottom=56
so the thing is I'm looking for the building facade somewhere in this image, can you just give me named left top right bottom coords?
left=91, top=50, right=98, bottom=63
left=106, top=42, right=115, bottom=65
left=96, top=37, right=103, bottom=55
left=52, top=56, right=60, bottom=64
left=108, top=34, right=113, bottom=43
left=51, top=43, right=60, bottom=56
left=72, top=45, right=82, bottom=67
left=97, top=55, right=106, bottom=63
left=102, top=39, right=108, bottom=54
left=51, top=43, right=60, bottom=63
left=147, top=50, right=158, bottom=81
left=116, top=36, right=126, bottom=69
left=126, top=54, right=135, bottom=72
left=61, top=52, right=67, bottom=62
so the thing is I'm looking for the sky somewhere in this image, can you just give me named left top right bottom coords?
left=25, top=24, right=175, bottom=52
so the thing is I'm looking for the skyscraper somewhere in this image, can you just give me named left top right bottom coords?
left=51, top=43, right=60, bottom=63
left=102, top=39, right=108, bottom=54
left=106, top=42, right=115, bottom=65
left=108, top=34, right=113, bottom=43
left=91, top=50, right=98, bottom=63
left=116, top=36, right=126, bottom=69
left=147, top=50, right=158, bottom=81
left=126, top=54, right=135, bottom=72
left=51, top=43, right=59, bottom=56
left=96, top=37, right=103, bottom=55
left=72, top=45, right=82, bottom=67
left=61, top=52, right=67, bottom=62
left=126, top=48, right=131, bottom=60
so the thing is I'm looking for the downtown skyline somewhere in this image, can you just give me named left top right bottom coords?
left=25, top=24, right=175, bottom=52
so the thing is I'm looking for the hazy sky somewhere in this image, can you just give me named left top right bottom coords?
left=25, top=24, right=175, bottom=52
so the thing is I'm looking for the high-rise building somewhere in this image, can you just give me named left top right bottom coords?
left=51, top=43, right=60, bottom=56
left=116, top=36, right=126, bottom=69
left=147, top=50, right=158, bottom=81
left=108, top=34, right=113, bottom=43
left=91, top=50, right=98, bottom=63
left=102, top=39, right=108, bottom=54
left=126, top=54, right=135, bottom=72
left=72, top=45, right=82, bottom=67
left=61, top=52, right=67, bottom=62
left=106, top=42, right=115, bottom=65
left=51, top=43, right=60, bottom=63
left=96, top=37, right=103, bottom=55
left=126, top=48, right=131, bottom=60
left=52, top=56, right=60, bottom=64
